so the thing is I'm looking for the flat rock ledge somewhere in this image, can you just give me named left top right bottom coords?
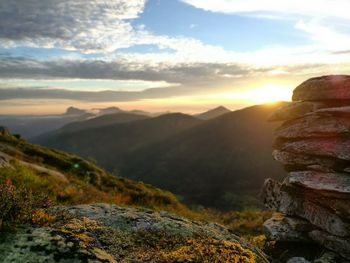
left=264, top=75, right=350, bottom=262
left=0, top=203, right=268, bottom=263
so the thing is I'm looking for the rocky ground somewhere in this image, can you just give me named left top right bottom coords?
left=263, top=75, right=350, bottom=263
left=0, top=204, right=268, bottom=263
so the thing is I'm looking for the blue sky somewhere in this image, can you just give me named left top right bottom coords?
left=1, top=0, right=350, bottom=114
left=134, top=0, right=308, bottom=51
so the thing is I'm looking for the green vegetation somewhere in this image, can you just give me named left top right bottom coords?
left=0, top=182, right=33, bottom=229
left=0, top=133, right=193, bottom=220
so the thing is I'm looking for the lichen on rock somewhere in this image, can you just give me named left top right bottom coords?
left=0, top=204, right=268, bottom=262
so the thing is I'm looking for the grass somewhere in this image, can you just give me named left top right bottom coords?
left=0, top=134, right=190, bottom=213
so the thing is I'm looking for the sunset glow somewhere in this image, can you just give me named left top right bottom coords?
left=242, top=85, right=293, bottom=104
left=1, top=0, right=350, bottom=114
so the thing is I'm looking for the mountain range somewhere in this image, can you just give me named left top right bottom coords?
left=1, top=106, right=228, bottom=139
left=33, top=102, right=287, bottom=210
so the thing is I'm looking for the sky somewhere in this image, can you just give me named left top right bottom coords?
left=1, top=0, right=350, bottom=115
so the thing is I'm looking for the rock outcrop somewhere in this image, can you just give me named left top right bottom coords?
left=263, top=75, right=350, bottom=262
left=0, top=204, right=269, bottom=263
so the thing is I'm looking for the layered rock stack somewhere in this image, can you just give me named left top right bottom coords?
left=263, top=75, right=350, bottom=261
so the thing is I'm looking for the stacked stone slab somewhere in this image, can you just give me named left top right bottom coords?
left=263, top=75, right=350, bottom=260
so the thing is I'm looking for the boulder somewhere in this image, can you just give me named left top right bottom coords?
left=287, top=257, right=312, bottom=263
left=275, top=137, right=350, bottom=161
left=264, top=76, right=350, bottom=260
left=287, top=171, right=350, bottom=194
left=309, top=230, right=350, bottom=259
left=272, top=186, right=350, bottom=237
left=272, top=150, right=349, bottom=173
left=275, top=114, right=350, bottom=139
left=315, top=105, right=350, bottom=116
left=268, top=101, right=336, bottom=122
left=263, top=213, right=313, bottom=242
left=293, top=75, right=350, bottom=101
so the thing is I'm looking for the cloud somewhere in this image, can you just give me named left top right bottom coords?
left=181, top=0, right=350, bottom=20
left=0, top=0, right=231, bottom=56
left=0, top=55, right=253, bottom=86
left=2, top=53, right=350, bottom=103
left=2, top=0, right=350, bottom=108
left=295, top=20, right=350, bottom=51
left=0, top=0, right=147, bottom=52
left=0, top=86, right=186, bottom=102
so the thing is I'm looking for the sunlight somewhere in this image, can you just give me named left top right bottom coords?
left=250, top=85, right=293, bottom=103
left=224, top=84, right=293, bottom=104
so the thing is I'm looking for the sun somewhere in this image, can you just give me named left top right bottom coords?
left=250, top=85, right=293, bottom=104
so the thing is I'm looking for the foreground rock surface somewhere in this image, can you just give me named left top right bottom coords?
left=0, top=204, right=268, bottom=263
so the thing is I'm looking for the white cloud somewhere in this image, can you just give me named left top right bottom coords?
left=180, top=0, right=350, bottom=67
left=181, top=0, right=350, bottom=20
left=0, top=0, right=145, bottom=52
left=1, top=0, right=349, bottom=67
left=0, top=0, right=240, bottom=60
left=295, top=20, right=350, bottom=51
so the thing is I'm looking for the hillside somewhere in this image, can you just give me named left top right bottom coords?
left=0, top=127, right=186, bottom=212
left=195, top=106, right=231, bottom=120
left=35, top=113, right=202, bottom=172
left=121, top=103, right=287, bottom=210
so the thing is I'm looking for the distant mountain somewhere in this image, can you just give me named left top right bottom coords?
left=120, top=103, right=287, bottom=210
left=97, top=106, right=123, bottom=115
left=35, top=113, right=202, bottom=172
left=0, top=111, right=92, bottom=139
left=65, top=106, right=88, bottom=116
left=195, top=106, right=231, bottom=120
left=34, top=112, right=149, bottom=139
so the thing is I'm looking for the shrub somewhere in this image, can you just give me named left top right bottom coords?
left=0, top=180, right=51, bottom=230
left=0, top=180, right=34, bottom=229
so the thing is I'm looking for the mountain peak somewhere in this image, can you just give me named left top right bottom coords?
left=213, top=105, right=229, bottom=111
left=65, top=107, right=87, bottom=116
left=195, top=106, right=231, bottom=120
left=98, top=106, right=122, bottom=115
